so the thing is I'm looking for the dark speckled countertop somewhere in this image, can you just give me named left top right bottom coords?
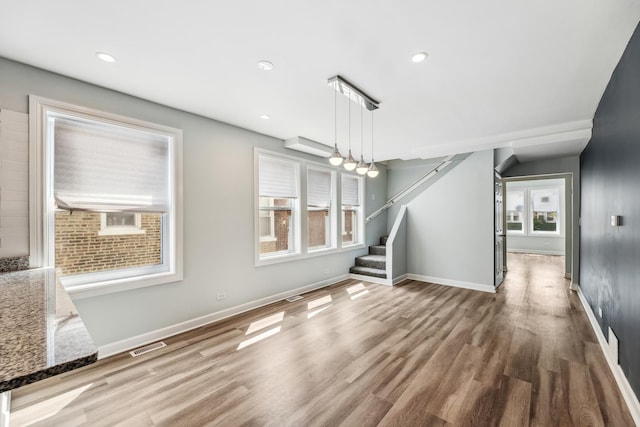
left=0, top=268, right=97, bottom=393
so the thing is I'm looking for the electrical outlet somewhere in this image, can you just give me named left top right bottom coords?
left=598, top=306, right=603, bottom=318
left=216, top=291, right=227, bottom=301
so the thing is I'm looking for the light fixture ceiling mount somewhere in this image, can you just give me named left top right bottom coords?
left=328, top=76, right=379, bottom=111
left=327, top=75, right=380, bottom=177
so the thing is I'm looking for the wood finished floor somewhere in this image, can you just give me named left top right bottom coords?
left=10, top=254, right=634, bottom=426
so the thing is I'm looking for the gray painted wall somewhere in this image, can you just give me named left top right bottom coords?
left=0, top=57, right=387, bottom=347
left=581, top=21, right=640, bottom=398
left=503, top=156, right=579, bottom=283
left=400, top=150, right=494, bottom=286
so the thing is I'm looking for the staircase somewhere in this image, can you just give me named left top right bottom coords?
left=349, top=236, right=388, bottom=279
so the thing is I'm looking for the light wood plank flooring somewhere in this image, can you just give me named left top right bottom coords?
left=10, top=254, right=635, bottom=426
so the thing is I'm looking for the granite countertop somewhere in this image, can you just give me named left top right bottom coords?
left=0, top=268, right=98, bottom=393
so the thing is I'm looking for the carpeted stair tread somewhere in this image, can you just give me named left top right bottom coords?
left=380, top=236, right=389, bottom=246
left=369, top=245, right=386, bottom=256
left=349, top=266, right=387, bottom=279
left=355, top=254, right=386, bottom=269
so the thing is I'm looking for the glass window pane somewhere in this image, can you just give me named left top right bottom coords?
left=531, top=188, right=559, bottom=233
left=56, top=212, right=163, bottom=277
left=259, top=197, right=294, bottom=256
left=106, top=213, right=137, bottom=227
left=308, top=208, right=330, bottom=250
left=342, top=208, right=357, bottom=245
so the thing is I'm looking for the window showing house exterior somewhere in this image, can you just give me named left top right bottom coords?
left=30, top=96, right=183, bottom=295
left=531, top=188, right=559, bottom=233
left=307, top=168, right=335, bottom=251
left=506, top=190, right=525, bottom=232
left=255, top=150, right=364, bottom=265
left=98, top=212, right=145, bottom=235
left=341, top=175, right=363, bottom=246
left=506, top=183, right=561, bottom=237
left=258, top=154, right=299, bottom=258
left=56, top=212, right=162, bottom=276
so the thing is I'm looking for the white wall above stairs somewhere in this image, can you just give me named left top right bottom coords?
left=386, top=150, right=495, bottom=289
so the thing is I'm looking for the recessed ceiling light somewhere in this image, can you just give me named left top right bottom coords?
left=411, top=52, right=428, bottom=63
left=96, top=52, right=116, bottom=63
left=257, top=60, right=274, bottom=71
left=260, top=114, right=271, bottom=120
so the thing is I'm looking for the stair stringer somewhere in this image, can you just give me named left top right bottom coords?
left=386, top=205, right=407, bottom=284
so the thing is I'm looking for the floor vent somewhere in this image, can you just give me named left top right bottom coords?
left=130, top=341, right=167, bottom=357
left=285, top=295, right=303, bottom=302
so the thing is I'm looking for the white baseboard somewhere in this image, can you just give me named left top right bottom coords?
left=392, top=273, right=409, bottom=285
left=348, top=273, right=408, bottom=287
left=507, top=249, right=565, bottom=256
left=98, top=274, right=349, bottom=359
left=406, top=274, right=496, bottom=294
left=348, top=273, right=391, bottom=286
left=576, top=286, right=640, bottom=425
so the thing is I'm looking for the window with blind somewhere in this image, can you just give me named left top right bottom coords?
left=341, top=175, right=363, bottom=246
left=307, top=168, right=335, bottom=251
left=30, top=96, right=183, bottom=296
left=255, top=150, right=365, bottom=265
left=530, top=188, right=560, bottom=234
left=258, top=154, right=300, bottom=258
left=506, top=190, right=525, bottom=232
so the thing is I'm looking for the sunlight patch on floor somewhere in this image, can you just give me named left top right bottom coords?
left=245, top=311, right=285, bottom=335
left=346, top=283, right=366, bottom=295
left=307, top=304, right=332, bottom=319
left=237, top=326, right=282, bottom=350
left=307, top=295, right=332, bottom=310
left=10, top=383, right=93, bottom=426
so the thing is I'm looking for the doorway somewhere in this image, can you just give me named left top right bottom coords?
left=503, top=174, right=573, bottom=281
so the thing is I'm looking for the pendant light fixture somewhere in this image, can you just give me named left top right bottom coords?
left=327, top=76, right=379, bottom=175
left=343, top=97, right=357, bottom=171
left=367, top=111, right=379, bottom=178
left=356, top=105, right=369, bottom=175
left=329, top=87, right=344, bottom=166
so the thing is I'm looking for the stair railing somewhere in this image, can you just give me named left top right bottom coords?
left=366, top=155, right=455, bottom=223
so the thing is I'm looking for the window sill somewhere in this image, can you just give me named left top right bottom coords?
left=98, top=228, right=145, bottom=236
left=62, top=269, right=182, bottom=299
left=255, top=243, right=365, bottom=267
left=508, top=233, right=563, bottom=238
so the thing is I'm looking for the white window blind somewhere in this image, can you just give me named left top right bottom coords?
left=342, top=175, right=360, bottom=206
left=259, top=155, right=298, bottom=198
left=531, top=188, right=559, bottom=212
left=52, top=114, right=171, bottom=212
left=506, top=191, right=524, bottom=212
left=307, top=169, right=332, bottom=207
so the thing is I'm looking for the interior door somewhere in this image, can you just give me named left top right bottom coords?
left=495, top=174, right=505, bottom=286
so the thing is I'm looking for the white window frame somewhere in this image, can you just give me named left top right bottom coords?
left=255, top=151, right=301, bottom=263
left=529, top=187, right=561, bottom=236
left=98, top=213, right=145, bottom=236
left=254, top=149, right=364, bottom=266
left=307, top=166, right=337, bottom=253
left=341, top=173, right=364, bottom=248
left=506, top=189, right=526, bottom=235
left=29, top=96, right=183, bottom=298
left=506, top=184, right=562, bottom=238
left=258, top=199, right=277, bottom=243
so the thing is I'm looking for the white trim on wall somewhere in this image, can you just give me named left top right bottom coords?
left=407, top=273, right=496, bottom=293
left=575, top=286, right=640, bottom=425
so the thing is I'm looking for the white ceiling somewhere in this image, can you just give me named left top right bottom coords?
left=1, top=1, right=639, bottom=162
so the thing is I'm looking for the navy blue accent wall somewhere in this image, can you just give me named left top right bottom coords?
left=581, top=22, right=640, bottom=398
